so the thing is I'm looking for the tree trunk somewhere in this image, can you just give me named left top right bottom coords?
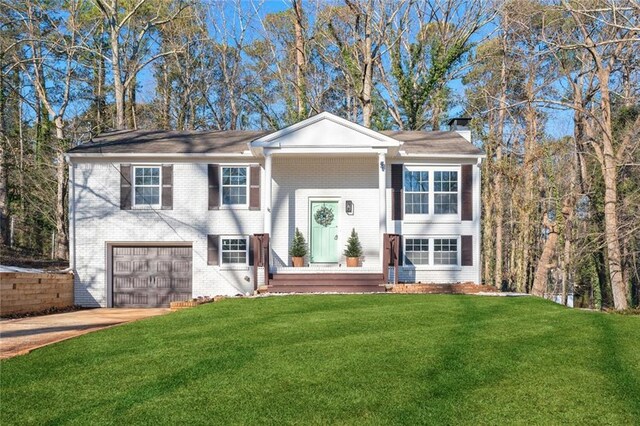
left=160, top=61, right=171, bottom=130
left=493, top=40, right=507, bottom=289
left=293, top=0, right=306, bottom=118
left=126, top=76, right=137, bottom=130
left=0, top=63, right=8, bottom=246
left=94, top=39, right=106, bottom=134
left=361, top=23, right=373, bottom=128
left=358, top=1, right=374, bottom=128
left=531, top=214, right=558, bottom=297
left=53, top=117, right=68, bottom=260
left=599, top=71, right=628, bottom=310
left=110, top=25, right=126, bottom=130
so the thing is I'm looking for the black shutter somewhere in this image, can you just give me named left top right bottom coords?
left=461, top=235, right=473, bottom=266
left=208, top=164, right=220, bottom=210
left=161, top=164, right=173, bottom=210
left=120, top=164, right=132, bottom=210
left=249, top=165, right=260, bottom=210
left=461, top=164, right=473, bottom=221
left=207, top=235, right=219, bottom=265
left=391, top=164, right=403, bottom=220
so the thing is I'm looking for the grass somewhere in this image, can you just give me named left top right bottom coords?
left=1, top=295, right=639, bottom=425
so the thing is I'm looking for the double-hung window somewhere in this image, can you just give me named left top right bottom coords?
left=133, top=166, right=161, bottom=207
left=403, top=166, right=459, bottom=219
left=434, top=171, right=458, bottom=214
left=221, top=166, right=248, bottom=207
left=221, top=237, right=248, bottom=265
left=434, top=238, right=458, bottom=265
left=404, top=169, right=429, bottom=214
left=405, top=238, right=430, bottom=265
left=404, top=236, right=460, bottom=267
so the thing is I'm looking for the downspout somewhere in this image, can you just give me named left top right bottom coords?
left=66, top=156, right=76, bottom=273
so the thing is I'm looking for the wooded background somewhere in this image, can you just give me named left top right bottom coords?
left=1, top=0, right=638, bottom=310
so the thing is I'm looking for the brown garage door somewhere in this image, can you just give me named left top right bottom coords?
left=112, top=246, right=192, bottom=308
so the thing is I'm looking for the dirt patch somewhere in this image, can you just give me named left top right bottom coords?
left=1, top=305, right=87, bottom=320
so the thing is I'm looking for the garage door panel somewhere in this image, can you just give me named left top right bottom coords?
left=112, top=245, right=192, bottom=308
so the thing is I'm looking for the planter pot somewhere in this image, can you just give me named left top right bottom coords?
left=291, top=256, right=305, bottom=267
left=346, top=257, right=360, bottom=267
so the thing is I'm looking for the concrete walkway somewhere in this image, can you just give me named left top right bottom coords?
left=0, top=308, right=169, bottom=359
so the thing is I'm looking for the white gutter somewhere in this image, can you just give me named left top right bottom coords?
left=398, top=151, right=487, bottom=159
left=65, top=152, right=256, bottom=162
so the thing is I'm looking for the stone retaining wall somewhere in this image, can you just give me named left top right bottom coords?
left=0, top=272, right=74, bottom=316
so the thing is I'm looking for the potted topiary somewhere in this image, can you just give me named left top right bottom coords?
left=289, top=228, right=308, bottom=267
left=344, top=228, right=363, bottom=267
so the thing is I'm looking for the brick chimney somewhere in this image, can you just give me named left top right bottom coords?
left=447, top=117, right=471, bottom=142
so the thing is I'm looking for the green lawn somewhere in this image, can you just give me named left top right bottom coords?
left=1, top=295, right=639, bottom=425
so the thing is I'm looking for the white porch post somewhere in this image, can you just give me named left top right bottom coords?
left=263, top=153, right=272, bottom=235
left=378, top=152, right=387, bottom=267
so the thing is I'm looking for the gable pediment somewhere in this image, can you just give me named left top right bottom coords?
left=251, top=112, right=401, bottom=152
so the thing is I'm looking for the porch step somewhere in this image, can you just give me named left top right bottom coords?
left=268, top=284, right=384, bottom=293
left=266, top=273, right=385, bottom=294
left=270, top=273, right=383, bottom=281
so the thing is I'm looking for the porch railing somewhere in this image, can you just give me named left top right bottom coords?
left=383, top=233, right=401, bottom=285
left=252, top=233, right=270, bottom=289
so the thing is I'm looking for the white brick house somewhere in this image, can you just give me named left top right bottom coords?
left=66, top=112, right=484, bottom=307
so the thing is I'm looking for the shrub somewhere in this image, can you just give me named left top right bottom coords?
left=289, top=228, right=308, bottom=257
left=343, top=228, right=363, bottom=258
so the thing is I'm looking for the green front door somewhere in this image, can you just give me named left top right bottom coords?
left=310, top=201, right=339, bottom=263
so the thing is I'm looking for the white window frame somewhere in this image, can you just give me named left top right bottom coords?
left=403, top=236, right=461, bottom=270
left=219, top=235, right=249, bottom=268
left=403, top=168, right=430, bottom=215
left=132, top=165, right=162, bottom=208
left=220, top=165, right=249, bottom=209
left=433, top=237, right=460, bottom=266
left=403, top=165, right=461, bottom=222
left=404, top=237, right=430, bottom=266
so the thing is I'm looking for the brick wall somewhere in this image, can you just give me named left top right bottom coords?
left=70, top=154, right=483, bottom=307
left=0, top=272, right=74, bottom=316
left=71, top=161, right=263, bottom=307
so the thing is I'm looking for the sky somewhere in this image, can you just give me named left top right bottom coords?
left=64, top=0, right=574, bottom=139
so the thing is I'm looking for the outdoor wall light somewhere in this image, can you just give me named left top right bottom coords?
left=380, top=161, right=385, bottom=172
left=346, top=200, right=354, bottom=215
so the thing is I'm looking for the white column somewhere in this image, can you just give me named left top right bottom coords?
left=378, top=152, right=387, bottom=266
left=263, top=153, right=272, bottom=235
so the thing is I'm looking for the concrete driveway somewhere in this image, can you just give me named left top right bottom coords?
left=0, top=308, right=169, bottom=359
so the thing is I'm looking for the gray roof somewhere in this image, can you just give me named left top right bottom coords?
left=68, top=129, right=269, bottom=154
left=381, top=130, right=484, bottom=155
left=68, top=128, right=483, bottom=156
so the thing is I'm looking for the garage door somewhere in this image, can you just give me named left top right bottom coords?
left=112, top=246, right=192, bottom=308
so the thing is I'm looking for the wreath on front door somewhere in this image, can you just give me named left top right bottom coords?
left=314, top=206, right=334, bottom=227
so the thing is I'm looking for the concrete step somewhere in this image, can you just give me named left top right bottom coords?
left=267, top=284, right=385, bottom=293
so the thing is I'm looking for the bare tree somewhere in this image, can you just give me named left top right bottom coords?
left=91, top=0, right=190, bottom=129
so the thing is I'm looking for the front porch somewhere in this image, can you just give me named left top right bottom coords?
left=252, top=233, right=402, bottom=294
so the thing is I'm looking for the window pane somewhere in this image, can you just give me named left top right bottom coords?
left=434, top=238, right=457, bottom=265
left=434, top=194, right=458, bottom=214
left=405, top=238, right=429, bottom=265
left=404, top=170, right=428, bottom=214
left=222, top=187, right=247, bottom=205
left=405, top=193, right=428, bottom=214
left=221, top=239, right=247, bottom=264
left=134, top=187, right=159, bottom=205
left=222, top=167, right=247, bottom=205
left=434, top=171, right=458, bottom=215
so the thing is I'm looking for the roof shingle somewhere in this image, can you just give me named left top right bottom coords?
left=68, top=128, right=484, bottom=156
